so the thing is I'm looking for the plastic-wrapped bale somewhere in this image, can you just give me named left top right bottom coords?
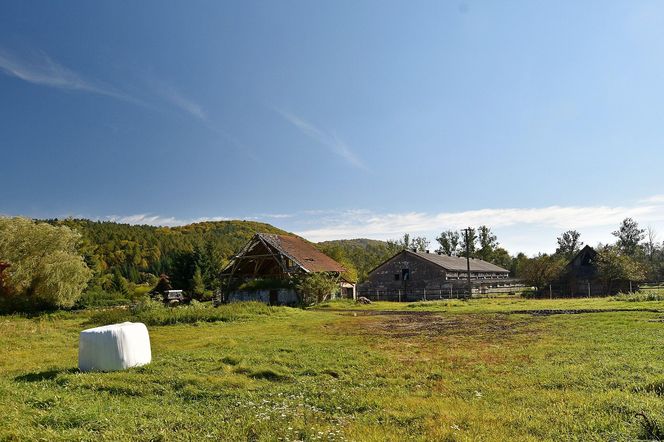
left=78, top=322, right=152, bottom=372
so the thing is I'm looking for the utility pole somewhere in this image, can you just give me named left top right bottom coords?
left=463, top=227, right=472, bottom=299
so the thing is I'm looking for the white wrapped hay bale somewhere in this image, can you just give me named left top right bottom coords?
left=78, top=322, right=152, bottom=372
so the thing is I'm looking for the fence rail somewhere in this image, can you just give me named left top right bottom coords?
left=357, top=285, right=527, bottom=302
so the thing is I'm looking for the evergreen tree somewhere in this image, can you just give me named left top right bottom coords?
left=111, top=270, right=130, bottom=296
left=191, top=266, right=206, bottom=298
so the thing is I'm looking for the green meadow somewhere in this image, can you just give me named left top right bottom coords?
left=2, top=297, right=664, bottom=441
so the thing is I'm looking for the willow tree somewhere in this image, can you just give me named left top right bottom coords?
left=0, top=217, right=92, bottom=309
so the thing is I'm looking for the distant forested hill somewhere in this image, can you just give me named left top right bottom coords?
left=38, top=219, right=397, bottom=301
left=317, top=238, right=400, bottom=282
left=45, top=219, right=289, bottom=294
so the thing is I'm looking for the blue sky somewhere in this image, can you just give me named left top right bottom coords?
left=2, top=1, right=664, bottom=255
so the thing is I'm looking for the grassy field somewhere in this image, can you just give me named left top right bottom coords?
left=2, top=297, right=664, bottom=441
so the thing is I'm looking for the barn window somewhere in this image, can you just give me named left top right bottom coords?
left=401, top=268, right=410, bottom=280
left=394, top=273, right=400, bottom=281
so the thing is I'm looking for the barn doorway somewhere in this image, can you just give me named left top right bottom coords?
left=269, top=289, right=278, bottom=305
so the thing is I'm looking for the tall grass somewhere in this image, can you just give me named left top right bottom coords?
left=609, top=291, right=664, bottom=302
left=86, top=300, right=278, bottom=326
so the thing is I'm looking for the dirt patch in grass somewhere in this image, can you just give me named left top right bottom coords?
left=350, top=312, right=532, bottom=340
left=323, top=307, right=663, bottom=317
left=505, top=308, right=663, bottom=316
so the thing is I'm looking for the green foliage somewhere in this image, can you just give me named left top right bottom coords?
left=387, top=233, right=429, bottom=252
left=87, top=300, right=275, bottom=326
left=46, top=218, right=287, bottom=297
left=75, top=287, right=131, bottom=308
left=314, top=243, right=358, bottom=283
left=0, top=217, right=92, bottom=310
left=435, top=230, right=460, bottom=256
left=555, top=230, right=583, bottom=259
left=476, top=225, right=498, bottom=261
left=459, top=227, right=477, bottom=258
left=238, top=278, right=293, bottom=290
left=612, top=217, right=645, bottom=257
left=110, top=270, right=130, bottom=296
left=596, top=246, right=647, bottom=291
left=191, top=266, right=205, bottom=297
left=317, top=238, right=400, bottom=281
left=518, top=254, right=566, bottom=289
left=609, top=291, right=664, bottom=302
left=294, top=273, right=339, bottom=306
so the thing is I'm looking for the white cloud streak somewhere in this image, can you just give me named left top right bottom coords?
left=147, top=79, right=207, bottom=120
left=274, top=108, right=367, bottom=170
left=0, top=48, right=146, bottom=106
left=293, top=199, right=664, bottom=254
left=105, top=214, right=231, bottom=227
left=0, top=47, right=208, bottom=120
left=99, top=196, right=664, bottom=256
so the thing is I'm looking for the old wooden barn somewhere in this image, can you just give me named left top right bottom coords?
left=221, top=233, right=355, bottom=305
left=358, top=250, right=511, bottom=301
left=554, top=245, right=635, bottom=296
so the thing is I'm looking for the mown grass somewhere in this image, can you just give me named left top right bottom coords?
left=1, top=298, right=664, bottom=440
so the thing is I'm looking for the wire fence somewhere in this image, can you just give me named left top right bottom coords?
left=357, top=285, right=528, bottom=302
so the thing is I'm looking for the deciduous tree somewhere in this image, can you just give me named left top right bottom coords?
left=0, top=217, right=92, bottom=309
left=436, top=230, right=460, bottom=256
left=555, top=230, right=583, bottom=259
left=294, top=273, right=339, bottom=306
left=519, top=254, right=565, bottom=290
left=477, top=226, right=498, bottom=261
left=612, top=218, right=645, bottom=257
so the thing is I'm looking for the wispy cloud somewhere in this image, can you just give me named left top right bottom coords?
left=0, top=46, right=209, bottom=120
left=0, top=47, right=145, bottom=106
left=640, top=195, right=664, bottom=204
left=274, top=108, right=367, bottom=170
left=147, top=78, right=207, bottom=121
left=292, top=196, right=664, bottom=254
left=0, top=46, right=257, bottom=158
left=83, top=195, right=664, bottom=255
left=105, top=214, right=231, bottom=227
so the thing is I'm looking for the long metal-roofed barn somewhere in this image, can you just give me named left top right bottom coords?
left=358, top=249, right=513, bottom=301
left=221, top=233, right=355, bottom=305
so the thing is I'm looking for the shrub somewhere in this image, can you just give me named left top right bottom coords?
left=609, top=291, right=664, bottom=302
left=0, top=217, right=92, bottom=311
left=294, top=273, right=339, bottom=306
left=75, top=287, right=131, bottom=309
left=87, top=301, right=275, bottom=326
left=238, top=278, right=293, bottom=290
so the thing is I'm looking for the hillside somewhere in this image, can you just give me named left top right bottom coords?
left=40, top=219, right=397, bottom=297
left=45, top=218, right=291, bottom=294
left=317, top=238, right=400, bottom=281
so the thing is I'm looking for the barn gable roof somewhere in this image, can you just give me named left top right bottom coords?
left=257, top=233, right=346, bottom=273
left=223, top=233, right=346, bottom=275
left=407, top=250, right=509, bottom=273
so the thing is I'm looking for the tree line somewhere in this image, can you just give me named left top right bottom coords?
left=2, top=215, right=664, bottom=311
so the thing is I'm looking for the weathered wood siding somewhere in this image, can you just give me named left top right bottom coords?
left=362, top=251, right=448, bottom=290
